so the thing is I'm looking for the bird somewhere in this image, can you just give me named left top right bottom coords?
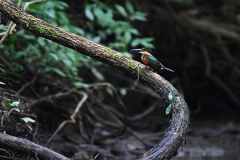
left=130, top=48, right=174, bottom=72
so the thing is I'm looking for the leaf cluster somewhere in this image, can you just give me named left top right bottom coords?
left=84, top=0, right=154, bottom=54
left=0, top=0, right=154, bottom=86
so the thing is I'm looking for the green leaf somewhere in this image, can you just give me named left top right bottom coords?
left=93, top=8, right=104, bottom=17
left=115, top=4, right=128, bottom=17
left=21, top=117, right=36, bottom=123
left=5, top=103, right=12, bottom=108
left=165, top=104, right=172, bottom=115
left=91, top=36, right=101, bottom=43
left=57, top=11, right=69, bottom=24
left=0, top=67, right=5, bottom=73
left=0, top=24, right=8, bottom=31
left=172, top=96, right=180, bottom=102
left=131, top=39, right=140, bottom=47
left=67, top=51, right=78, bottom=62
left=139, top=38, right=155, bottom=48
left=105, top=9, right=113, bottom=19
left=46, top=9, right=56, bottom=19
left=2, top=100, right=20, bottom=109
left=0, top=81, right=5, bottom=85
left=125, top=1, right=134, bottom=14
left=10, top=101, right=20, bottom=107
left=10, top=35, right=17, bottom=41
left=85, top=7, right=94, bottom=21
left=51, top=68, right=66, bottom=77
left=48, top=53, right=59, bottom=61
left=62, top=59, right=72, bottom=67
left=131, top=12, right=146, bottom=21
left=3, top=111, right=9, bottom=116
left=26, top=44, right=41, bottom=56
left=13, top=108, right=20, bottom=112
left=57, top=1, right=69, bottom=10
left=73, top=82, right=89, bottom=87
left=168, top=92, right=173, bottom=101
left=129, top=28, right=139, bottom=35
left=168, top=93, right=179, bottom=102
left=70, top=26, right=84, bottom=35
left=124, top=31, right=132, bottom=43
left=9, top=108, right=20, bottom=115
left=15, top=51, right=27, bottom=59
left=95, top=122, right=102, bottom=127
left=22, top=34, right=35, bottom=40
left=37, top=38, right=46, bottom=47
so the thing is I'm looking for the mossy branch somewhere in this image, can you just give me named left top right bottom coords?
left=0, top=0, right=189, bottom=159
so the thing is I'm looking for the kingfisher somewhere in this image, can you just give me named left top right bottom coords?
left=130, top=48, right=174, bottom=72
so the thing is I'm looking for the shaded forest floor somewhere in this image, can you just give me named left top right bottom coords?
left=41, top=107, right=240, bottom=160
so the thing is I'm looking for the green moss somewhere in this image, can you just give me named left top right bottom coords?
left=102, top=47, right=124, bottom=58
left=115, top=52, right=124, bottom=58
left=12, top=12, right=64, bottom=39
left=126, top=61, right=144, bottom=77
left=125, top=61, right=135, bottom=69
left=102, top=47, right=112, bottom=52
left=125, top=61, right=141, bottom=72
left=102, top=47, right=142, bottom=74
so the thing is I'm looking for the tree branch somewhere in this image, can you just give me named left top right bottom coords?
left=0, top=0, right=190, bottom=159
left=0, top=132, right=70, bottom=160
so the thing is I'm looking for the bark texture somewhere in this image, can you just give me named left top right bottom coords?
left=0, top=132, right=70, bottom=160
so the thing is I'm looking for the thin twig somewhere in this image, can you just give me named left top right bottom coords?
left=87, top=103, right=119, bottom=127
left=126, top=126, right=154, bottom=147
left=17, top=74, right=37, bottom=94
left=0, top=0, right=45, bottom=44
left=46, top=91, right=88, bottom=145
left=215, top=33, right=235, bottom=64
left=78, top=114, right=89, bottom=140
left=86, top=82, right=128, bottom=113
left=27, top=91, right=71, bottom=109
left=23, top=0, right=45, bottom=10
left=201, top=44, right=211, bottom=76
left=128, top=100, right=159, bottom=121
left=0, top=22, right=14, bottom=45
left=96, top=98, right=123, bottom=126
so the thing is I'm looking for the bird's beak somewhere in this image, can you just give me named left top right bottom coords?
left=130, top=48, right=151, bottom=56
left=130, top=48, right=143, bottom=53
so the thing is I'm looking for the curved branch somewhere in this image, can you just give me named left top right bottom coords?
left=0, top=0, right=190, bottom=159
left=0, top=132, right=70, bottom=160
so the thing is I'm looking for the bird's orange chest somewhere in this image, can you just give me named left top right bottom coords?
left=141, top=55, right=149, bottom=66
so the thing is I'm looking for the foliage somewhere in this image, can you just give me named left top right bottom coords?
left=21, top=117, right=36, bottom=123
left=166, top=92, right=180, bottom=115
left=84, top=0, right=154, bottom=53
left=0, top=98, right=35, bottom=130
left=0, top=0, right=154, bottom=86
left=1, top=98, right=20, bottom=117
left=2, top=98, right=20, bottom=109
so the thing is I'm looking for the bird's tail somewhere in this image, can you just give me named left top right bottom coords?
left=161, top=67, right=174, bottom=72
